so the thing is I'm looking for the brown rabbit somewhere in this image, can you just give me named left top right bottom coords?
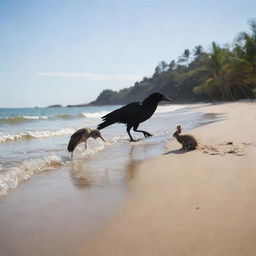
left=173, top=125, right=198, bottom=150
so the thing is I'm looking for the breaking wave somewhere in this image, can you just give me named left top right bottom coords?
left=79, top=111, right=110, bottom=118
left=0, top=139, right=106, bottom=196
left=0, top=128, right=75, bottom=143
left=0, top=111, right=110, bottom=125
left=0, top=106, right=188, bottom=125
left=156, top=104, right=191, bottom=114
left=0, top=115, right=49, bottom=124
left=0, top=155, right=65, bottom=196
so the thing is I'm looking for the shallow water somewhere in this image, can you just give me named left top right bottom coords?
left=0, top=103, right=220, bottom=255
left=0, top=104, right=216, bottom=195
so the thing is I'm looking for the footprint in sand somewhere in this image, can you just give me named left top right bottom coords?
left=198, top=141, right=247, bottom=157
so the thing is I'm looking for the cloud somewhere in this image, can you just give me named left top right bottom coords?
left=36, top=72, right=143, bottom=81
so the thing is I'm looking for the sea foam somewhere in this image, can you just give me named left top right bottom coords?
left=0, top=155, right=64, bottom=196
left=0, top=115, right=49, bottom=124
left=80, top=111, right=110, bottom=118
left=0, top=139, right=107, bottom=196
left=0, top=128, right=75, bottom=143
left=156, top=104, right=190, bottom=114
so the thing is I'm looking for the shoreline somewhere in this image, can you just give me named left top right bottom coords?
left=79, top=100, right=256, bottom=256
left=0, top=103, right=212, bottom=197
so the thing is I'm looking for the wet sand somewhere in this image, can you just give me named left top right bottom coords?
left=79, top=101, right=256, bottom=256
left=0, top=167, right=128, bottom=256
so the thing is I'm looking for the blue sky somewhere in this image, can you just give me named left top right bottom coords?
left=0, top=0, right=255, bottom=107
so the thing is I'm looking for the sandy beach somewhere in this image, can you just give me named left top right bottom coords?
left=78, top=101, right=256, bottom=256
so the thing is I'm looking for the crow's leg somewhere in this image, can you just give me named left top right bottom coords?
left=126, top=124, right=136, bottom=142
left=84, top=143, right=87, bottom=150
left=133, top=124, right=153, bottom=138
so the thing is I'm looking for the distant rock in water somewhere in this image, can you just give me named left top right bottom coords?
left=47, top=104, right=63, bottom=108
left=67, top=103, right=90, bottom=108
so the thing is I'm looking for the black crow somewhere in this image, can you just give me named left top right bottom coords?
left=97, top=92, right=171, bottom=141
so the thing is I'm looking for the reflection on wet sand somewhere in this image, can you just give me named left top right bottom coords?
left=69, top=143, right=144, bottom=190
left=70, top=159, right=109, bottom=188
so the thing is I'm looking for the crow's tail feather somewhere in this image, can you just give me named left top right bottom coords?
left=97, top=119, right=116, bottom=130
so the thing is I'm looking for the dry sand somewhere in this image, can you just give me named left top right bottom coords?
left=78, top=101, right=256, bottom=256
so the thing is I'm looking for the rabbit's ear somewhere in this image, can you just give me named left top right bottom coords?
left=177, top=125, right=182, bottom=133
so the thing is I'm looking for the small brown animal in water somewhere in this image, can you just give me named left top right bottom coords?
left=67, top=128, right=105, bottom=156
left=173, top=125, right=198, bottom=150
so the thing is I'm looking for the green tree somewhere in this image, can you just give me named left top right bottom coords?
left=178, top=49, right=190, bottom=66
left=193, top=45, right=203, bottom=58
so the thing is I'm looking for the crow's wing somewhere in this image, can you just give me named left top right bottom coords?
left=102, top=101, right=143, bottom=123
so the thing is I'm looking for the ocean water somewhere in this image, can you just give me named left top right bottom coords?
left=0, top=104, right=215, bottom=196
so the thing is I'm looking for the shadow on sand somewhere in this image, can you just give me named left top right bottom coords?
left=164, top=148, right=190, bottom=155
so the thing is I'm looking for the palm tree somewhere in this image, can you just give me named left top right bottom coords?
left=178, top=49, right=190, bottom=66
left=233, top=19, right=256, bottom=97
left=193, top=45, right=203, bottom=58
left=168, top=60, right=176, bottom=70
left=204, top=42, right=234, bottom=99
left=235, top=19, right=256, bottom=70
left=159, top=61, right=169, bottom=72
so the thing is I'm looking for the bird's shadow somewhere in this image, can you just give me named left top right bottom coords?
left=164, top=148, right=189, bottom=155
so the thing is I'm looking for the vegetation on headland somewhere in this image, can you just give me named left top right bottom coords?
left=90, top=20, right=256, bottom=105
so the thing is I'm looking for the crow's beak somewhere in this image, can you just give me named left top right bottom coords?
left=162, top=96, right=172, bottom=102
left=99, top=135, right=105, bottom=142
